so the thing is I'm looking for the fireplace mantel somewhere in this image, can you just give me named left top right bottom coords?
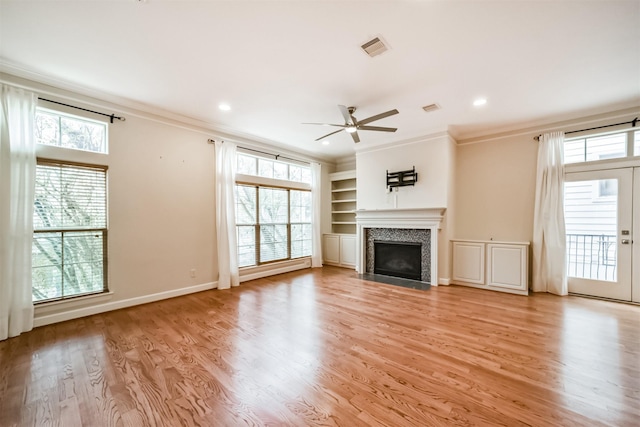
left=355, top=208, right=445, bottom=286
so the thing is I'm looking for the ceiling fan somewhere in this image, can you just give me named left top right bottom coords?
left=304, top=105, right=399, bottom=143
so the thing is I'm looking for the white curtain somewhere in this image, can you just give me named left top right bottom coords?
left=0, top=84, right=37, bottom=340
left=532, top=131, right=568, bottom=295
left=310, top=162, right=323, bottom=268
left=215, top=141, right=239, bottom=289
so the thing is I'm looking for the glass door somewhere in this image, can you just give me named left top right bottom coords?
left=633, top=167, right=640, bottom=303
left=564, top=168, right=633, bottom=301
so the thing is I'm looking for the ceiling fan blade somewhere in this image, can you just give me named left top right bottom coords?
left=350, top=131, right=360, bottom=143
left=338, top=105, right=353, bottom=125
left=303, top=122, right=349, bottom=128
left=315, top=128, right=344, bottom=141
left=358, top=109, right=399, bottom=125
left=357, top=125, right=397, bottom=132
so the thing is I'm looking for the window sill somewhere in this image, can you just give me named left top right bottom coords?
left=239, top=257, right=311, bottom=282
left=34, top=291, right=114, bottom=315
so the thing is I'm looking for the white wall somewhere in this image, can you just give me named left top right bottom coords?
left=454, top=134, right=538, bottom=242
left=21, top=92, right=219, bottom=325
left=107, top=115, right=217, bottom=299
left=2, top=73, right=331, bottom=326
left=355, top=133, right=456, bottom=283
left=453, top=106, right=639, bottom=254
left=356, top=133, right=453, bottom=210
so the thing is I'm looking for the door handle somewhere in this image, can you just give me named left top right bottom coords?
left=621, top=239, right=630, bottom=244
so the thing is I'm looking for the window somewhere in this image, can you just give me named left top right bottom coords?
left=235, top=185, right=312, bottom=267
left=564, top=132, right=626, bottom=164
left=236, top=153, right=311, bottom=183
left=234, top=152, right=313, bottom=268
left=259, top=187, right=289, bottom=262
left=290, top=190, right=312, bottom=258
left=32, top=161, right=108, bottom=302
left=635, top=130, right=640, bottom=157
left=35, top=108, right=108, bottom=154
left=597, top=179, right=617, bottom=198
left=236, top=185, right=257, bottom=267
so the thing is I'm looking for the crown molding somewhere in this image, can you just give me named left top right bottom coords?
left=455, top=104, right=640, bottom=146
left=355, top=130, right=455, bottom=156
left=0, top=62, right=336, bottom=165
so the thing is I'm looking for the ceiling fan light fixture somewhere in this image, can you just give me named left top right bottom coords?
left=305, top=105, right=398, bottom=143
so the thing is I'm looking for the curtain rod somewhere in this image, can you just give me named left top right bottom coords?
left=207, top=139, right=310, bottom=165
left=39, top=98, right=125, bottom=123
left=534, top=117, right=638, bottom=141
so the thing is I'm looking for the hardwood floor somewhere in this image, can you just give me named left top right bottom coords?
left=1, top=266, right=639, bottom=426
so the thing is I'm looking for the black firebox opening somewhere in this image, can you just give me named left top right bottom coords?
left=373, top=240, right=422, bottom=281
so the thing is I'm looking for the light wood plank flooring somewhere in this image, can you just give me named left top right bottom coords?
left=1, top=266, right=639, bottom=426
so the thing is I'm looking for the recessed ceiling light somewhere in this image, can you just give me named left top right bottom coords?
left=473, top=98, right=487, bottom=107
left=218, top=103, right=231, bottom=111
left=321, top=140, right=330, bottom=146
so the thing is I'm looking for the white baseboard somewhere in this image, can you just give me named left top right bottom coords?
left=34, top=281, right=217, bottom=328
left=439, top=278, right=451, bottom=285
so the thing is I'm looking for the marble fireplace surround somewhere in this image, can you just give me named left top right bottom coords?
left=355, top=208, right=445, bottom=286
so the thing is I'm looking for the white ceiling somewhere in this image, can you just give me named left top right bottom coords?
left=1, top=1, right=639, bottom=161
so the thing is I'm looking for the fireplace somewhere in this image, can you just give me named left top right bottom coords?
left=355, top=208, right=444, bottom=286
left=366, top=228, right=430, bottom=282
left=374, top=240, right=422, bottom=280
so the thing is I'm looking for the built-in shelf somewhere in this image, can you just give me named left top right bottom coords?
left=329, top=170, right=357, bottom=235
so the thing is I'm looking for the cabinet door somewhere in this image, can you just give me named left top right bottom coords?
left=323, top=234, right=341, bottom=264
left=340, top=235, right=356, bottom=268
left=487, top=243, right=528, bottom=292
left=452, top=241, right=485, bottom=285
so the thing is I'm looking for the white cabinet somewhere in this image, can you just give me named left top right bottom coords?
left=487, top=243, right=528, bottom=292
left=323, top=234, right=356, bottom=269
left=452, top=240, right=529, bottom=295
left=339, top=234, right=356, bottom=267
left=452, top=241, right=485, bottom=285
left=323, top=234, right=340, bottom=264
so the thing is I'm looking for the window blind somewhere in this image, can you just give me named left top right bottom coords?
left=34, top=161, right=107, bottom=230
left=32, top=160, right=108, bottom=302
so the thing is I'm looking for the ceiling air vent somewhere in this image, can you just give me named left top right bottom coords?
left=422, top=103, right=441, bottom=113
left=361, top=37, right=388, bottom=57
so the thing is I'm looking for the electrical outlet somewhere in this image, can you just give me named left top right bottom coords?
left=190, top=269, right=196, bottom=278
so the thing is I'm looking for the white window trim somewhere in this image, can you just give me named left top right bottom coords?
left=236, top=173, right=311, bottom=191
